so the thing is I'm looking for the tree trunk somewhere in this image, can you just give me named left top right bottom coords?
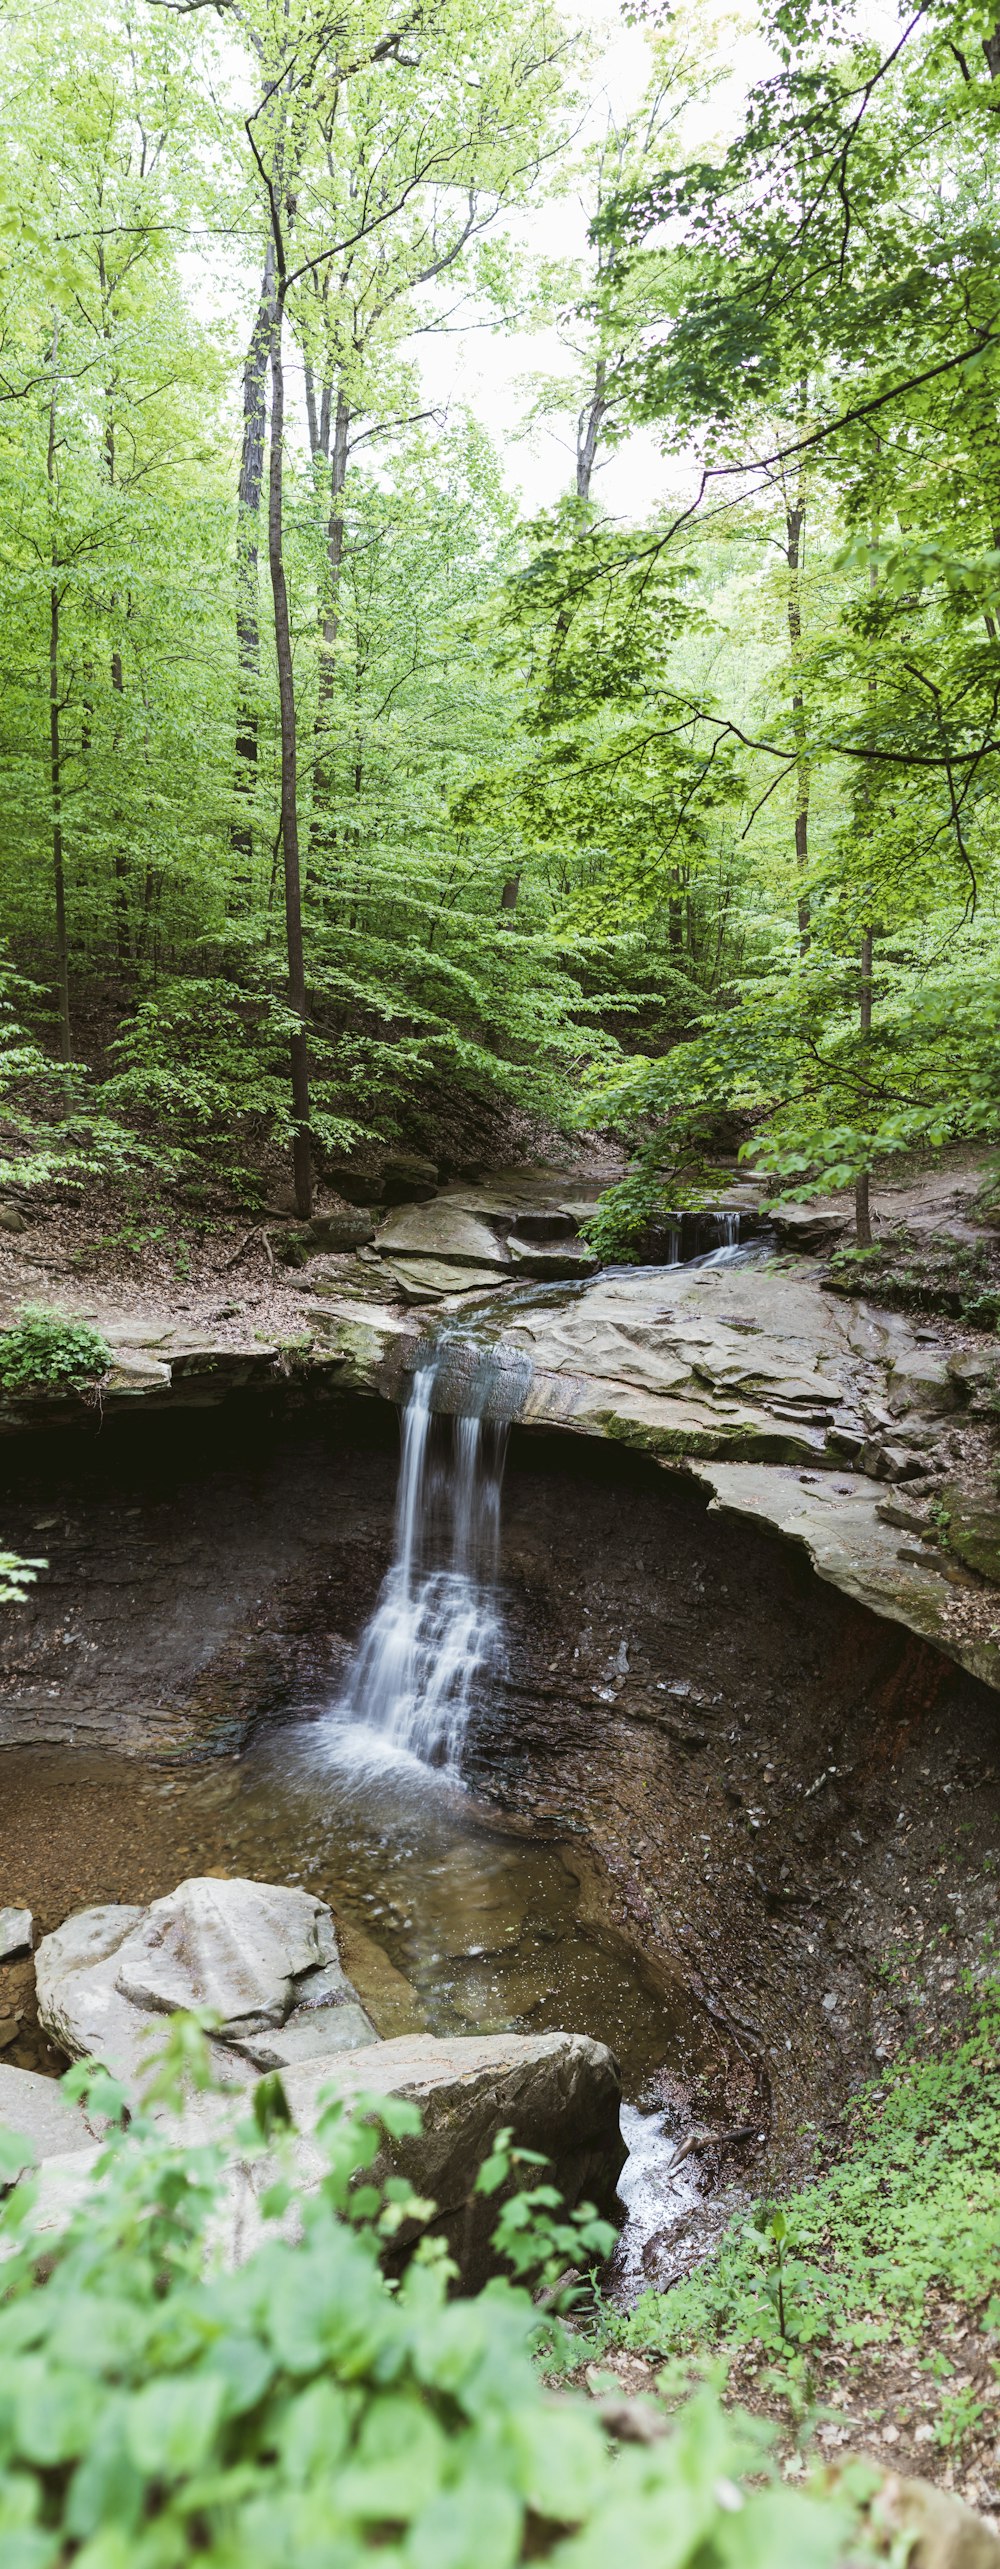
left=268, top=293, right=312, bottom=1218
left=46, top=332, right=70, bottom=1063
left=576, top=355, right=607, bottom=504
left=49, top=581, right=70, bottom=1064
left=855, top=926, right=873, bottom=1246
left=311, top=382, right=350, bottom=863
left=232, top=243, right=275, bottom=897
left=111, top=645, right=129, bottom=967
left=785, top=492, right=811, bottom=954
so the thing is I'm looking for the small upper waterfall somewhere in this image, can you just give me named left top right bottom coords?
left=330, top=1339, right=519, bottom=1778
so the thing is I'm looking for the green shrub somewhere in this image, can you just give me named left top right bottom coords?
left=0, top=2031, right=862, bottom=2569
left=0, top=1309, right=110, bottom=1398
left=611, top=1983, right=1000, bottom=2370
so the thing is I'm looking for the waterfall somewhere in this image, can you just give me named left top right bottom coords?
left=329, top=1343, right=513, bottom=1778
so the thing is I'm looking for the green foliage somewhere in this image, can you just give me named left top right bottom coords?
left=0, top=2031, right=861, bottom=2569
left=612, top=1984, right=1000, bottom=2374
left=474, top=2124, right=617, bottom=2307
left=0, top=1308, right=110, bottom=1397
left=0, top=1550, right=45, bottom=1606
left=580, top=1122, right=729, bottom=1262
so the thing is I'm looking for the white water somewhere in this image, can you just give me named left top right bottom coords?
left=329, top=1345, right=510, bottom=1778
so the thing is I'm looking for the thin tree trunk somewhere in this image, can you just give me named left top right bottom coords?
left=46, top=328, right=70, bottom=1062
left=232, top=242, right=275, bottom=898
left=111, top=645, right=129, bottom=967
left=576, top=354, right=607, bottom=503
left=854, top=488, right=882, bottom=1248
left=49, top=583, right=70, bottom=1063
left=855, top=926, right=873, bottom=1246
left=311, top=382, right=350, bottom=870
left=268, top=293, right=312, bottom=1218
left=785, top=490, right=811, bottom=954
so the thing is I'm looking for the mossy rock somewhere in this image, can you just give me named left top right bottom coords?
left=941, top=1498, right=1000, bottom=1585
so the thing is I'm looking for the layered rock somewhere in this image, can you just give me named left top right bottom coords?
left=306, top=1258, right=998, bottom=1689
left=2, top=1192, right=997, bottom=1690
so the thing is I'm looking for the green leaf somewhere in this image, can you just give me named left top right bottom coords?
left=124, top=2372, right=226, bottom=2479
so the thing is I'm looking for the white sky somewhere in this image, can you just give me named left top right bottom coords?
left=410, top=0, right=769, bottom=522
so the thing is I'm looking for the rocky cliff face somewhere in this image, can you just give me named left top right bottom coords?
left=2, top=1236, right=997, bottom=1694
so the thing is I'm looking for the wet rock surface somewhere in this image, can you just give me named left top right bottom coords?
left=0, top=1406, right=400, bottom=1754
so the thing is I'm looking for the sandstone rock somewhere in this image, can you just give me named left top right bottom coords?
left=306, top=1210, right=375, bottom=1253
left=939, top=1499, right=1000, bottom=1585
left=382, top=1256, right=507, bottom=1303
left=381, top=1153, right=438, bottom=1205
left=862, top=1442, right=932, bottom=1482
left=375, top=1201, right=511, bottom=1271
left=0, top=1906, right=32, bottom=1959
left=35, top=1904, right=148, bottom=2081
left=271, top=2028, right=625, bottom=2287
left=948, top=1350, right=998, bottom=1395
left=325, top=1165, right=385, bottom=1206
left=692, top=1462, right=1000, bottom=1691
left=769, top=1206, right=849, bottom=1251
left=226, top=2001, right=377, bottom=2070
left=876, top=1497, right=933, bottom=1535
left=887, top=1350, right=961, bottom=1416
left=507, top=1238, right=599, bottom=1280
left=11, top=2029, right=625, bottom=2297
left=510, top=1209, right=579, bottom=1243
left=36, top=1879, right=375, bottom=2095
left=0, top=2064, right=92, bottom=2175
left=114, top=1878, right=342, bottom=2027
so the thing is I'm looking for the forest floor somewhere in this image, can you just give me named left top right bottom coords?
left=0, top=1132, right=624, bottom=1344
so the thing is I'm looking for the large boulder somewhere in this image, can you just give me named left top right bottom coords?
left=12, top=2028, right=625, bottom=2293
left=35, top=1879, right=376, bottom=2094
left=383, top=1255, right=507, bottom=1304
left=278, top=2029, right=625, bottom=2286
left=375, top=1201, right=512, bottom=1272
left=178, top=2029, right=625, bottom=2289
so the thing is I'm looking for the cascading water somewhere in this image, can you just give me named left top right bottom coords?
left=329, top=1341, right=518, bottom=1778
